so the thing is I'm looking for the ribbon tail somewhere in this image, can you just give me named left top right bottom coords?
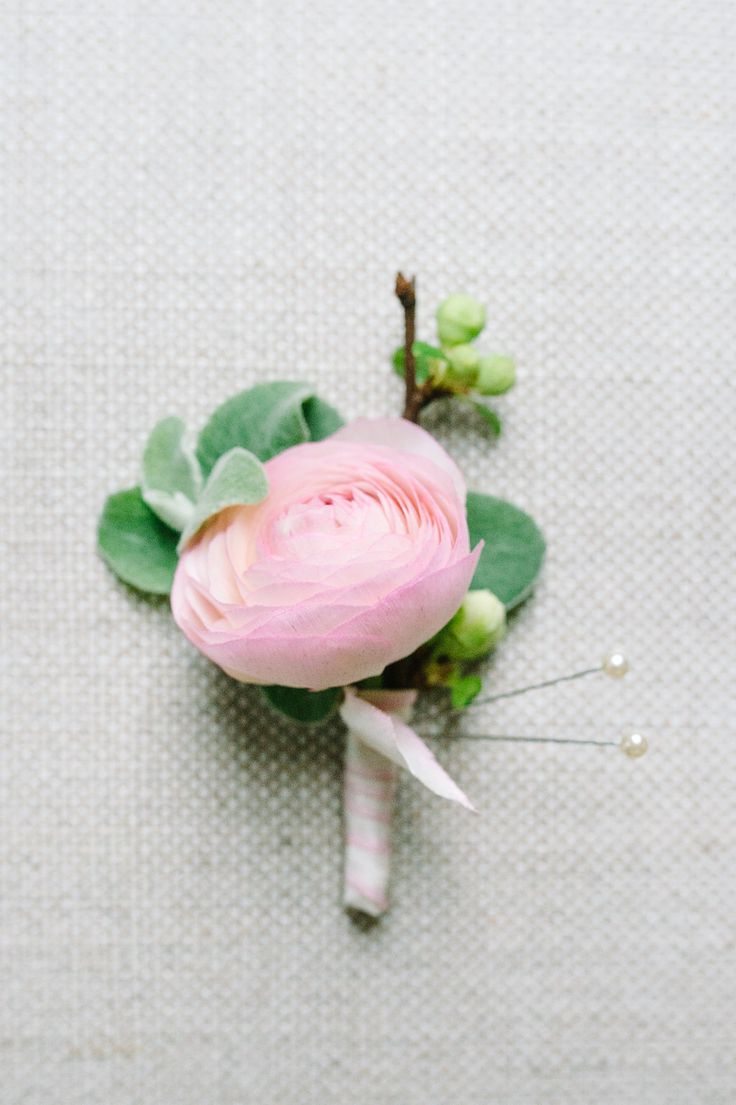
left=340, top=688, right=475, bottom=811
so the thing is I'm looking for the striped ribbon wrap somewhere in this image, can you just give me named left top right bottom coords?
left=340, top=688, right=475, bottom=917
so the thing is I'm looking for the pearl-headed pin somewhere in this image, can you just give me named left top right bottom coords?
left=619, top=730, right=648, bottom=758
left=603, top=651, right=629, bottom=679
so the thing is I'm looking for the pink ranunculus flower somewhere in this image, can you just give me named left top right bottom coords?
left=171, top=418, right=481, bottom=690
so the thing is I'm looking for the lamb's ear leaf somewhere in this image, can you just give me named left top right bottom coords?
left=466, top=492, right=545, bottom=609
left=177, top=447, right=268, bottom=551
left=97, top=487, right=179, bottom=595
left=141, top=416, right=202, bottom=531
left=196, top=382, right=344, bottom=475
left=302, top=395, right=344, bottom=440
left=262, top=685, right=342, bottom=724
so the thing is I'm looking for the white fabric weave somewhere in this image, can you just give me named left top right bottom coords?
left=2, top=1, right=735, bottom=1102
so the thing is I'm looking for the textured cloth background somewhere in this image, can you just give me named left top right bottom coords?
left=2, top=2, right=735, bottom=1102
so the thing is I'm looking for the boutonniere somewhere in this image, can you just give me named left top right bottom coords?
left=99, top=275, right=644, bottom=917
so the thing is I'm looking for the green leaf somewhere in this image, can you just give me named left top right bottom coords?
left=356, top=674, right=384, bottom=690
left=197, top=381, right=310, bottom=473
left=393, top=346, right=429, bottom=384
left=449, top=673, right=483, bottom=709
left=302, top=395, right=345, bottom=440
left=196, top=381, right=343, bottom=475
left=466, top=492, right=546, bottom=609
left=141, top=416, right=202, bottom=531
left=468, top=399, right=502, bottom=437
left=97, top=486, right=179, bottom=595
left=413, top=341, right=449, bottom=363
left=178, top=447, right=268, bottom=550
left=262, top=685, right=342, bottom=724
left=392, top=342, right=448, bottom=385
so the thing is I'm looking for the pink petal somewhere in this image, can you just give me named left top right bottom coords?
left=177, top=545, right=481, bottom=689
left=331, top=418, right=467, bottom=502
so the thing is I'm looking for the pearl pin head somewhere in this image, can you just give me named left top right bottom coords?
left=603, top=651, right=629, bottom=679
left=620, top=731, right=648, bottom=758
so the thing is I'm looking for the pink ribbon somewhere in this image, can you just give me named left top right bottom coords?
left=340, top=688, right=475, bottom=917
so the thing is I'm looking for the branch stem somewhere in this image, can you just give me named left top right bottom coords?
left=395, top=272, right=424, bottom=422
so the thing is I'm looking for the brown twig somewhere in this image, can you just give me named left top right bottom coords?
left=395, top=272, right=424, bottom=423
left=395, top=272, right=455, bottom=421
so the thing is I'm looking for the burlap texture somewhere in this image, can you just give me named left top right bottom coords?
left=2, top=2, right=734, bottom=1102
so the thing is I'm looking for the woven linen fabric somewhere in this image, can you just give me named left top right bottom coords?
left=2, top=1, right=735, bottom=1102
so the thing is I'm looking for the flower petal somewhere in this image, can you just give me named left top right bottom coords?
left=332, top=418, right=467, bottom=501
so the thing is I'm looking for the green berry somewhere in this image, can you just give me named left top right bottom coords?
left=437, top=590, right=506, bottom=661
left=445, top=343, right=480, bottom=387
left=436, top=294, right=486, bottom=347
left=476, top=354, right=516, bottom=396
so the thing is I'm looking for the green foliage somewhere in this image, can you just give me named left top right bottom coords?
left=196, top=381, right=344, bottom=476
left=466, top=492, right=545, bottom=609
left=97, top=487, right=179, bottom=595
left=468, top=399, right=502, bottom=437
left=413, top=341, right=448, bottom=362
left=262, top=684, right=342, bottom=724
left=141, top=416, right=202, bottom=531
left=99, top=383, right=342, bottom=596
left=449, top=673, right=483, bottom=709
left=392, top=342, right=449, bottom=385
left=302, top=395, right=345, bottom=441
left=356, top=674, right=384, bottom=690
left=178, top=447, right=268, bottom=550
